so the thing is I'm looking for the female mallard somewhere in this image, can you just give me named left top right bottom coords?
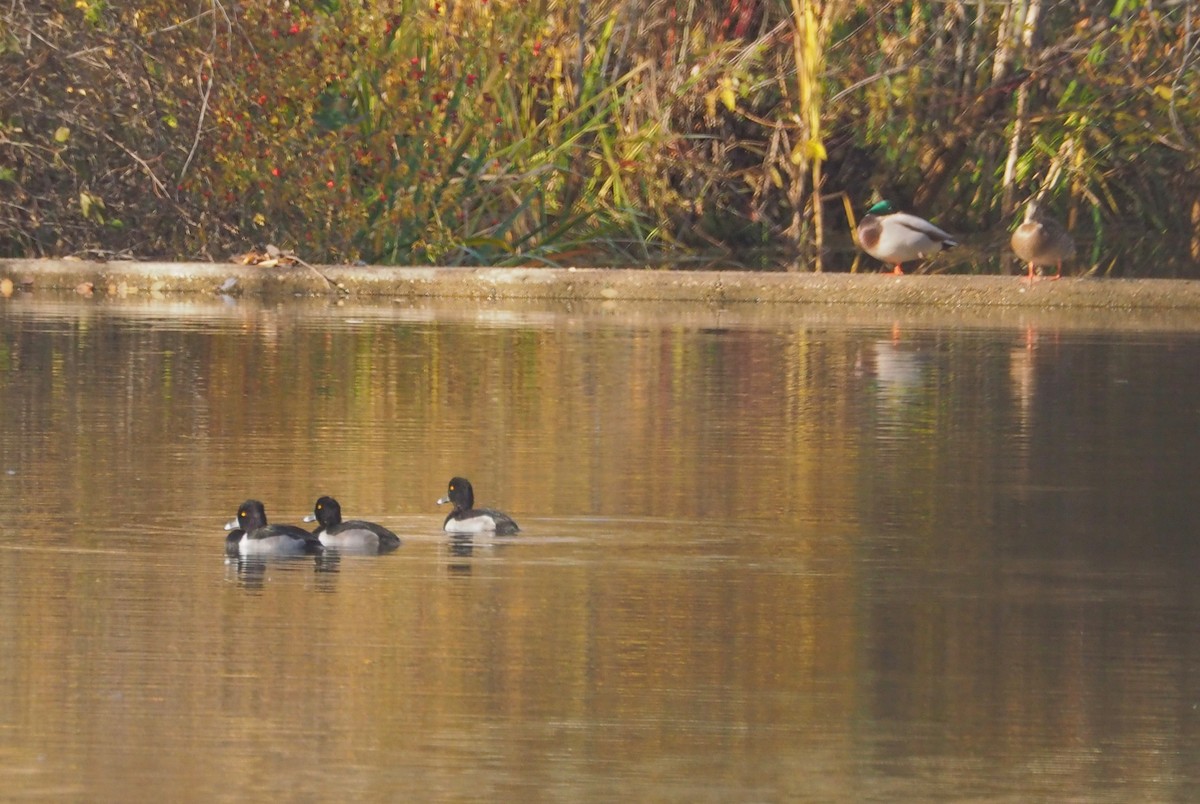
left=1011, top=202, right=1074, bottom=282
left=856, top=200, right=958, bottom=275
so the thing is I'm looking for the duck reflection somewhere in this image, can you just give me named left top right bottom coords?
left=867, top=330, right=934, bottom=418
left=443, top=532, right=519, bottom=577
left=446, top=533, right=477, bottom=576
left=224, top=553, right=340, bottom=592
left=1010, top=324, right=1038, bottom=431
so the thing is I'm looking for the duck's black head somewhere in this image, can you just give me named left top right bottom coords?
left=234, top=499, right=268, bottom=531
left=311, top=496, right=342, bottom=528
left=439, top=477, right=475, bottom=512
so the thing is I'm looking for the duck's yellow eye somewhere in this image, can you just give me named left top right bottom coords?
left=449, top=483, right=456, bottom=491
left=239, top=509, right=246, bottom=517
left=316, top=503, right=323, bottom=510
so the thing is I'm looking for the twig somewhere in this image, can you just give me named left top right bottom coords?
left=178, top=60, right=213, bottom=185
left=91, top=128, right=170, bottom=197
left=147, top=7, right=217, bottom=36
left=828, top=65, right=911, bottom=105
left=288, top=254, right=337, bottom=291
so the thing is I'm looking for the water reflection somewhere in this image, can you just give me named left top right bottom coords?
left=867, top=332, right=935, bottom=445
left=445, top=533, right=483, bottom=576
left=0, top=294, right=1198, bottom=800
left=1009, top=325, right=1038, bottom=432
left=224, top=553, right=341, bottom=593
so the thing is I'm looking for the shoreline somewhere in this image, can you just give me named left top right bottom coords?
left=3, top=258, right=1200, bottom=309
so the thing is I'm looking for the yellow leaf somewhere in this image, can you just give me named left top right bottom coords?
left=79, top=191, right=104, bottom=220
left=1153, top=85, right=1173, bottom=101
left=253, top=213, right=266, bottom=227
left=54, top=126, right=71, bottom=143
left=720, top=85, right=736, bottom=112
left=790, top=139, right=828, bottom=164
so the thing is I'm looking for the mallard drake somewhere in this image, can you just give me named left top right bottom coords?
left=856, top=200, right=958, bottom=275
left=1011, top=201, right=1074, bottom=282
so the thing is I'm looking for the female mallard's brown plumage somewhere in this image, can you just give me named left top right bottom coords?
left=1011, top=203, right=1074, bottom=282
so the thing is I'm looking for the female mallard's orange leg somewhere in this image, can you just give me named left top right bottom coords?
left=1026, top=262, right=1063, bottom=284
left=891, top=264, right=904, bottom=275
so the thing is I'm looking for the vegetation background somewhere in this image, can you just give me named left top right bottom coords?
left=2, top=0, right=1197, bottom=276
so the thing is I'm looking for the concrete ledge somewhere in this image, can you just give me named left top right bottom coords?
left=3, top=258, right=1200, bottom=309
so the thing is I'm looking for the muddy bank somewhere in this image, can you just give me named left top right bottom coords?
left=3, top=258, right=1200, bottom=309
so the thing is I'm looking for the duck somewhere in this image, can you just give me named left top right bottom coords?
left=224, top=499, right=323, bottom=556
left=856, top=200, right=958, bottom=275
left=437, top=477, right=519, bottom=535
left=1011, top=200, right=1074, bottom=282
left=303, top=495, right=400, bottom=553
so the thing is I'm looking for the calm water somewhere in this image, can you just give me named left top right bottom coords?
left=0, top=293, right=1198, bottom=800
